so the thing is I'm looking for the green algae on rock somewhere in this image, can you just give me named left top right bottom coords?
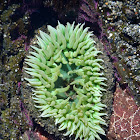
left=24, top=21, right=107, bottom=140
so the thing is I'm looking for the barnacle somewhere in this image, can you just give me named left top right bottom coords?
left=24, top=21, right=107, bottom=140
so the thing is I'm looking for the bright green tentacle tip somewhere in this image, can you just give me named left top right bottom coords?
left=24, top=21, right=107, bottom=140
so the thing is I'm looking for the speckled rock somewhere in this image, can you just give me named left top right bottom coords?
left=0, top=96, right=32, bottom=139
left=98, top=0, right=140, bottom=102
left=0, top=1, right=32, bottom=139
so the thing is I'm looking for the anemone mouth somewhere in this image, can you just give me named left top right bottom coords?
left=54, top=60, right=82, bottom=101
left=24, top=21, right=107, bottom=140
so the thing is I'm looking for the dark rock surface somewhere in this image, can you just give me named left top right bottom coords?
left=0, top=0, right=139, bottom=139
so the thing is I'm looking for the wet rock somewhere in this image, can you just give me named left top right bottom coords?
left=0, top=1, right=32, bottom=139
left=0, top=96, right=32, bottom=139
left=98, top=0, right=140, bottom=99
left=107, top=84, right=140, bottom=140
left=122, top=24, right=140, bottom=43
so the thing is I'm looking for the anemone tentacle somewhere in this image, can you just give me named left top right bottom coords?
left=24, top=21, right=107, bottom=140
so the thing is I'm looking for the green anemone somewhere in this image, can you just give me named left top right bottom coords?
left=24, top=21, right=107, bottom=140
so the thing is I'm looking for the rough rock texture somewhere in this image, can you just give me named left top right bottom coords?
left=98, top=0, right=140, bottom=100
left=0, top=96, right=33, bottom=139
left=0, top=1, right=32, bottom=139
left=1, top=0, right=139, bottom=139
left=107, top=84, right=140, bottom=140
